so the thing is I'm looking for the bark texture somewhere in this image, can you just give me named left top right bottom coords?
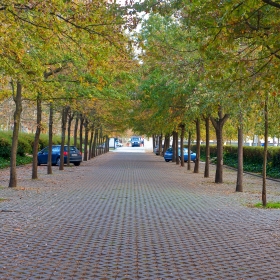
left=83, top=119, right=89, bottom=161
left=180, top=124, right=185, bottom=167
left=236, top=125, right=244, bottom=192
left=210, top=107, right=229, bottom=183
left=67, top=111, right=74, bottom=166
left=79, top=115, right=84, bottom=156
left=47, top=103, right=53, bottom=175
left=194, top=119, right=200, bottom=173
left=262, top=94, right=268, bottom=206
left=32, top=94, right=42, bottom=179
left=59, top=107, right=68, bottom=170
left=9, top=81, right=22, bottom=188
left=204, top=116, right=210, bottom=178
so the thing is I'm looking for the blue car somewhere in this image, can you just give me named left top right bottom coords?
left=131, top=136, right=141, bottom=147
left=164, top=147, right=196, bottom=162
left=38, top=145, right=82, bottom=166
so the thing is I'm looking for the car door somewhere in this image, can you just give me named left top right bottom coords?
left=38, top=147, right=49, bottom=164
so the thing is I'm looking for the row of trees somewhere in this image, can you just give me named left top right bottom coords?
left=0, top=1, right=140, bottom=187
left=1, top=1, right=280, bottom=206
left=127, top=0, right=280, bottom=206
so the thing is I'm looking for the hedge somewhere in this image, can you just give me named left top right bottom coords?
left=0, top=131, right=68, bottom=159
left=189, top=144, right=280, bottom=178
left=0, top=134, right=12, bottom=158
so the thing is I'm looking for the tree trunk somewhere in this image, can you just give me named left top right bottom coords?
left=172, top=131, right=176, bottom=162
left=59, top=107, right=68, bottom=170
left=93, top=128, right=98, bottom=157
left=262, top=94, right=268, bottom=206
left=187, top=130, right=191, bottom=171
left=32, top=94, right=42, bottom=179
left=103, top=136, right=106, bottom=153
left=97, top=130, right=100, bottom=155
left=204, top=116, right=210, bottom=178
left=175, top=131, right=179, bottom=165
left=79, top=115, right=84, bottom=156
left=83, top=119, right=89, bottom=161
left=236, top=118, right=244, bottom=192
left=105, top=136, right=109, bottom=153
left=67, top=111, right=74, bottom=166
left=180, top=124, right=185, bottom=167
left=215, top=127, right=223, bottom=183
left=153, top=135, right=156, bottom=150
left=99, top=127, right=103, bottom=155
left=74, top=116, right=79, bottom=147
left=47, top=103, right=53, bottom=175
left=210, top=107, right=229, bottom=183
left=194, top=118, right=200, bottom=173
left=163, top=133, right=170, bottom=155
left=9, top=81, right=22, bottom=188
left=159, top=134, right=163, bottom=156
left=88, top=128, right=94, bottom=160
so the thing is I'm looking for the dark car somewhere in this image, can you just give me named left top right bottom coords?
left=153, top=145, right=160, bottom=155
left=131, top=136, right=141, bottom=147
left=164, top=147, right=196, bottom=162
left=38, top=145, right=82, bottom=166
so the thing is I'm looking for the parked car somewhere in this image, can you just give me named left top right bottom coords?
left=164, top=147, right=196, bottom=162
left=153, top=145, right=159, bottom=155
left=37, top=145, right=82, bottom=166
left=116, top=142, right=123, bottom=147
left=131, top=136, right=141, bottom=147
left=97, top=143, right=105, bottom=149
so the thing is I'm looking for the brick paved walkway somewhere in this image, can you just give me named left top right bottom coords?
left=0, top=151, right=280, bottom=279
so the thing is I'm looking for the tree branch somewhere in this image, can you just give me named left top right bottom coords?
left=266, top=45, right=280, bottom=59
left=262, top=0, right=280, bottom=9
left=44, top=67, right=64, bottom=78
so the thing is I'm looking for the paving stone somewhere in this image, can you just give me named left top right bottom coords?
left=0, top=151, right=280, bottom=279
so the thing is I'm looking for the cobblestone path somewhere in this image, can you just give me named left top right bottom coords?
left=0, top=151, right=279, bottom=279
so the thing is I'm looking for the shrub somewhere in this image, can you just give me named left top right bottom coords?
left=268, top=147, right=280, bottom=167
left=17, top=137, right=32, bottom=156
left=0, top=130, right=77, bottom=163
left=190, top=144, right=218, bottom=160
left=53, top=135, right=62, bottom=145
left=19, top=132, right=35, bottom=153
left=38, top=134, right=70, bottom=149
left=243, top=146, right=264, bottom=164
left=190, top=144, right=280, bottom=178
left=0, top=157, right=10, bottom=169
left=0, top=155, right=33, bottom=169
left=38, top=134, right=50, bottom=149
left=16, top=155, right=33, bottom=166
left=0, top=135, right=12, bottom=158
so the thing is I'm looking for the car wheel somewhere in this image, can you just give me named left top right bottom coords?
left=74, top=162, right=81, bottom=166
left=165, top=159, right=170, bottom=162
left=37, top=160, right=41, bottom=166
